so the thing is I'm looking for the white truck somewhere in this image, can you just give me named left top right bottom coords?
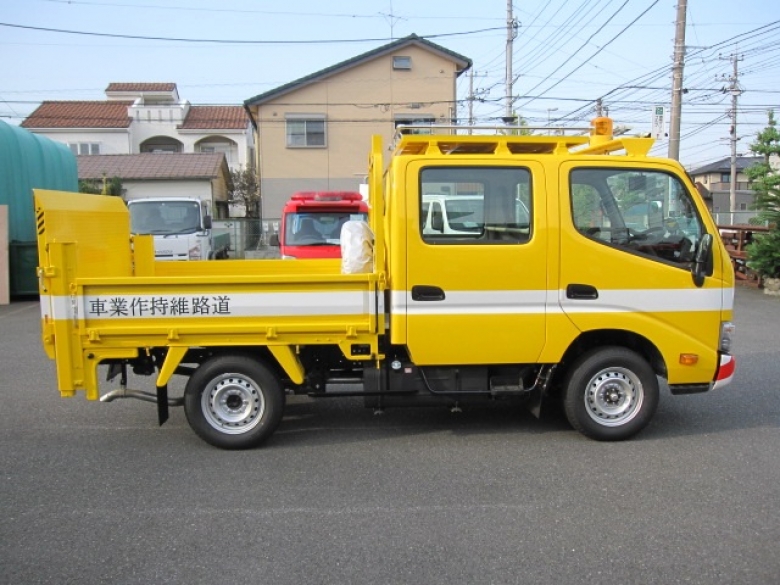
left=422, top=194, right=530, bottom=235
left=127, top=197, right=230, bottom=261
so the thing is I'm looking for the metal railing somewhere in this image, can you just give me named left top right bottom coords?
left=213, top=217, right=281, bottom=259
left=710, top=211, right=766, bottom=226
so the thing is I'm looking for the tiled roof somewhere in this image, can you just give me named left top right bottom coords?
left=77, top=153, right=227, bottom=180
left=21, top=101, right=248, bottom=131
left=21, top=101, right=133, bottom=129
left=179, top=106, right=249, bottom=130
left=105, top=82, right=177, bottom=92
left=689, top=156, right=762, bottom=176
left=245, top=33, right=472, bottom=106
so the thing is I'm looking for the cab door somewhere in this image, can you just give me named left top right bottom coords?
left=401, top=161, right=548, bottom=365
left=558, top=162, right=726, bottom=383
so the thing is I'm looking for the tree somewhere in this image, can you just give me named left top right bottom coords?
left=746, top=219, right=780, bottom=279
left=228, top=167, right=261, bottom=218
left=745, top=111, right=780, bottom=281
left=79, top=176, right=122, bottom=196
left=744, top=110, right=780, bottom=226
left=500, top=113, right=532, bottom=136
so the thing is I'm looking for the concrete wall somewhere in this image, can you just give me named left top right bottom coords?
left=30, top=129, right=131, bottom=155
left=0, top=206, right=8, bottom=305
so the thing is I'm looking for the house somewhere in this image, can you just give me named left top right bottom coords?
left=688, top=156, right=766, bottom=222
left=76, top=153, right=232, bottom=218
left=244, top=34, right=471, bottom=219
left=21, top=83, right=254, bottom=172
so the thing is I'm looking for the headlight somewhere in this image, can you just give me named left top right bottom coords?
left=719, top=321, right=735, bottom=353
left=189, top=243, right=202, bottom=260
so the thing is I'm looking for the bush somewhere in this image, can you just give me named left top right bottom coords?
left=747, top=228, right=780, bottom=279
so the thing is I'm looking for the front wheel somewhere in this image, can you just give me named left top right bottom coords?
left=184, top=355, right=284, bottom=449
left=563, top=347, right=659, bottom=441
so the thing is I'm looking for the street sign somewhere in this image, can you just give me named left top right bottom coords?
left=652, top=106, right=666, bottom=139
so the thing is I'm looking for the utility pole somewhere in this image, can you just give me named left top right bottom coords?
left=465, top=70, right=487, bottom=133
left=723, top=53, right=744, bottom=216
left=668, top=0, right=687, bottom=160
left=504, top=0, right=518, bottom=123
left=469, top=69, right=475, bottom=128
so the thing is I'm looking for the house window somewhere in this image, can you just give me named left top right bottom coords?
left=140, top=137, right=183, bottom=154
left=393, top=56, right=412, bottom=70
left=286, top=116, right=326, bottom=148
left=68, top=143, right=100, bottom=155
left=199, top=141, right=236, bottom=165
left=721, top=173, right=730, bottom=183
left=144, top=145, right=179, bottom=154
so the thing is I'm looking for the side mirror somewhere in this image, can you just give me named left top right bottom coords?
left=692, top=233, right=713, bottom=287
left=269, top=234, right=279, bottom=247
left=203, top=215, right=212, bottom=230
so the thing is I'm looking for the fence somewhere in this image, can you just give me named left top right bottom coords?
left=710, top=211, right=766, bottom=226
left=213, top=217, right=281, bottom=259
left=717, top=224, right=770, bottom=287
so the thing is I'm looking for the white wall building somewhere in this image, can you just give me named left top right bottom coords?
left=21, top=83, right=254, bottom=172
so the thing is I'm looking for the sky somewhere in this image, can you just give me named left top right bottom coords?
left=1, top=0, right=779, bottom=170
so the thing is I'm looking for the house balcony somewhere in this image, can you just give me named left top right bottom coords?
left=128, top=99, right=191, bottom=124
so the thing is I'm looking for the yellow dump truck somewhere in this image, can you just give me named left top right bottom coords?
left=35, top=117, right=736, bottom=449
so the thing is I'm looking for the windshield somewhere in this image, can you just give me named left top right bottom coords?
left=284, top=211, right=367, bottom=246
left=130, top=201, right=202, bottom=235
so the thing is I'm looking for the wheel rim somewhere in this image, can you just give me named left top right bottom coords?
left=201, top=373, right=266, bottom=435
left=583, top=366, right=644, bottom=427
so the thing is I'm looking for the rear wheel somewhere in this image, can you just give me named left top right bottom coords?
left=184, top=355, right=284, bottom=449
left=563, top=347, right=659, bottom=441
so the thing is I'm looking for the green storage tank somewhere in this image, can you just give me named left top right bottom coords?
left=0, top=120, right=78, bottom=296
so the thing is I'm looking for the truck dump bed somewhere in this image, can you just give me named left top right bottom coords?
left=34, top=190, right=382, bottom=400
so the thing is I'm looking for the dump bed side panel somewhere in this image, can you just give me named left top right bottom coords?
left=35, top=191, right=380, bottom=400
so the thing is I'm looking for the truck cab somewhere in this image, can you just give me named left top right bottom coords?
left=128, top=197, right=229, bottom=261
left=278, top=191, right=369, bottom=259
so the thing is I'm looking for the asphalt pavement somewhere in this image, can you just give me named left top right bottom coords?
left=1, top=287, right=778, bottom=585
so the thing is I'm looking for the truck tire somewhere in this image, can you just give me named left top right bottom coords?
left=184, top=355, right=284, bottom=449
left=563, top=347, right=659, bottom=441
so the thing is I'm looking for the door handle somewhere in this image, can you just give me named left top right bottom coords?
left=566, top=283, right=599, bottom=300
left=411, top=285, right=446, bottom=301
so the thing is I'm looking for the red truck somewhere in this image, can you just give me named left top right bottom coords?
left=276, top=191, right=369, bottom=259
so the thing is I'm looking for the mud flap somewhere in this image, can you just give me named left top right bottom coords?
left=157, top=384, right=169, bottom=426
left=526, top=388, right=543, bottom=418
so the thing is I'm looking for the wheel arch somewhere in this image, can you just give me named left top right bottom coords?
left=553, top=329, right=667, bottom=387
left=195, top=345, right=292, bottom=385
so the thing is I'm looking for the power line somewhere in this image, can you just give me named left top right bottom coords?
left=515, top=0, right=662, bottom=111
left=0, top=21, right=504, bottom=44
left=38, top=0, right=503, bottom=21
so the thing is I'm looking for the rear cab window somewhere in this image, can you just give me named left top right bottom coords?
left=419, top=167, right=532, bottom=244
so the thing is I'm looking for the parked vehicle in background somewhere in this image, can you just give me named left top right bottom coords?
left=128, top=197, right=230, bottom=261
left=275, top=191, right=369, bottom=258
left=422, top=194, right=530, bottom=235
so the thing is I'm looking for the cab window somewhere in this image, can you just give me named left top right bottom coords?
left=420, top=167, right=531, bottom=244
left=570, top=168, right=704, bottom=267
